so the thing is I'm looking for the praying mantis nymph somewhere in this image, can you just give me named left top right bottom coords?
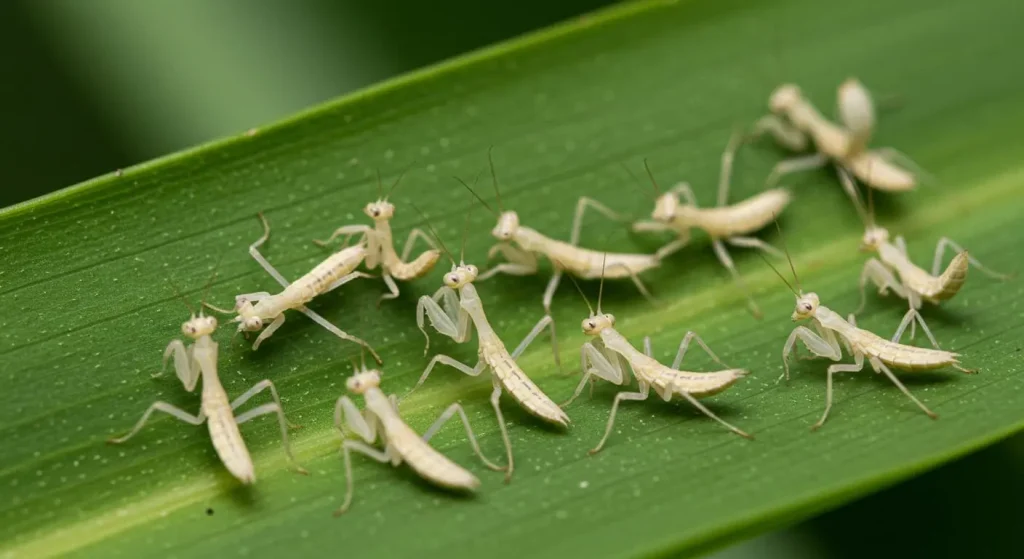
left=205, top=213, right=382, bottom=363
left=753, top=78, right=924, bottom=208
left=463, top=150, right=671, bottom=362
left=332, top=356, right=503, bottom=515
left=561, top=258, right=752, bottom=454
left=108, top=279, right=307, bottom=484
left=313, top=168, right=442, bottom=304
left=846, top=169, right=1010, bottom=341
left=763, top=222, right=975, bottom=430
left=631, top=131, right=792, bottom=318
left=411, top=214, right=568, bottom=482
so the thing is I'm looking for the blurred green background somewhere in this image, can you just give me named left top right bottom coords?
left=1, top=0, right=1020, bottom=556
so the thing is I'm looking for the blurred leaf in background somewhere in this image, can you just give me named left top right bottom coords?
left=1, top=0, right=1022, bottom=556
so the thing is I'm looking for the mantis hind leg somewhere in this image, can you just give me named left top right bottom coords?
left=589, top=382, right=650, bottom=455
left=487, top=379, right=515, bottom=483
left=603, top=262, right=656, bottom=307
left=232, top=379, right=307, bottom=475
left=107, top=402, right=204, bottom=444
left=299, top=306, right=381, bottom=364
left=711, top=238, right=760, bottom=318
left=422, top=403, right=506, bottom=472
left=891, top=308, right=941, bottom=350
left=932, top=237, right=1010, bottom=280
left=571, top=197, right=629, bottom=246
left=869, top=357, right=938, bottom=420
left=765, top=153, right=828, bottom=189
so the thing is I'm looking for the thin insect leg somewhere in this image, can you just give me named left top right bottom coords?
left=334, top=440, right=392, bottom=516
left=836, top=165, right=868, bottom=218
left=298, top=306, right=382, bottom=364
left=781, top=325, right=842, bottom=383
left=477, top=244, right=538, bottom=281
left=870, top=358, right=938, bottom=419
left=590, top=383, right=650, bottom=455
left=510, top=314, right=559, bottom=368
left=855, top=258, right=907, bottom=314
left=399, top=228, right=437, bottom=262
left=668, top=182, right=699, bottom=206
left=669, top=331, right=728, bottom=370
left=765, top=153, right=828, bottom=188
left=676, top=391, right=752, bottom=439
left=231, top=379, right=299, bottom=426
left=162, top=340, right=199, bottom=390
left=421, top=403, right=506, bottom=472
left=603, top=262, right=656, bottom=305
left=541, top=269, right=564, bottom=315
left=655, top=233, right=691, bottom=260
left=932, top=237, right=1010, bottom=279
left=251, top=314, right=286, bottom=351
left=249, top=218, right=292, bottom=288
left=726, top=236, right=783, bottom=258
left=750, top=115, right=808, bottom=152
left=717, top=130, right=744, bottom=207
left=377, top=274, right=400, bottom=305
left=314, top=225, right=370, bottom=248
left=571, top=197, right=629, bottom=245
left=334, top=395, right=377, bottom=442
left=711, top=238, right=760, bottom=318
left=891, top=309, right=941, bottom=350
left=107, top=402, right=204, bottom=444
left=202, top=302, right=237, bottom=315
left=234, top=402, right=309, bottom=475
left=488, top=379, right=515, bottom=482
left=564, top=342, right=624, bottom=406
left=325, top=271, right=376, bottom=293
left=416, top=290, right=461, bottom=354
left=812, top=352, right=865, bottom=430
left=411, top=355, right=485, bottom=393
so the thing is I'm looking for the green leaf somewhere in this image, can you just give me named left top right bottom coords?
left=2, top=0, right=1023, bottom=557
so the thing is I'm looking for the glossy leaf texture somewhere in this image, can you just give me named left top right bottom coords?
left=1, top=0, right=1023, bottom=557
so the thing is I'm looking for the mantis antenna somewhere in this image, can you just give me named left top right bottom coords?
left=563, top=267, right=595, bottom=317
left=411, top=204, right=456, bottom=265
left=166, top=280, right=196, bottom=315
left=642, top=159, right=662, bottom=196
left=487, top=146, right=505, bottom=212
left=456, top=174, right=496, bottom=215
left=772, top=215, right=801, bottom=293
left=596, top=252, right=608, bottom=314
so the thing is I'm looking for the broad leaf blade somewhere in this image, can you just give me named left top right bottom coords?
left=2, top=0, right=1023, bottom=557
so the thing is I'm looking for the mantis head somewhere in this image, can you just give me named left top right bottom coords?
left=859, top=225, right=890, bottom=252
left=364, top=200, right=395, bottom=221
left=443, top=264, right=478, bottom=288
left=492, top=211, right=520, bottom=241
left=651, top=192, right=681, bottom=223
left=581, top=313, right=615, bottom=336
left=233, top=298, right=264, bottom=332
left=769, top=84, right=802, bottom=114
left=181, top=314, right=217, bottom=339
left=791, top=292, right=819, bottom=321
left=346, top=369, right=381, bottom=395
